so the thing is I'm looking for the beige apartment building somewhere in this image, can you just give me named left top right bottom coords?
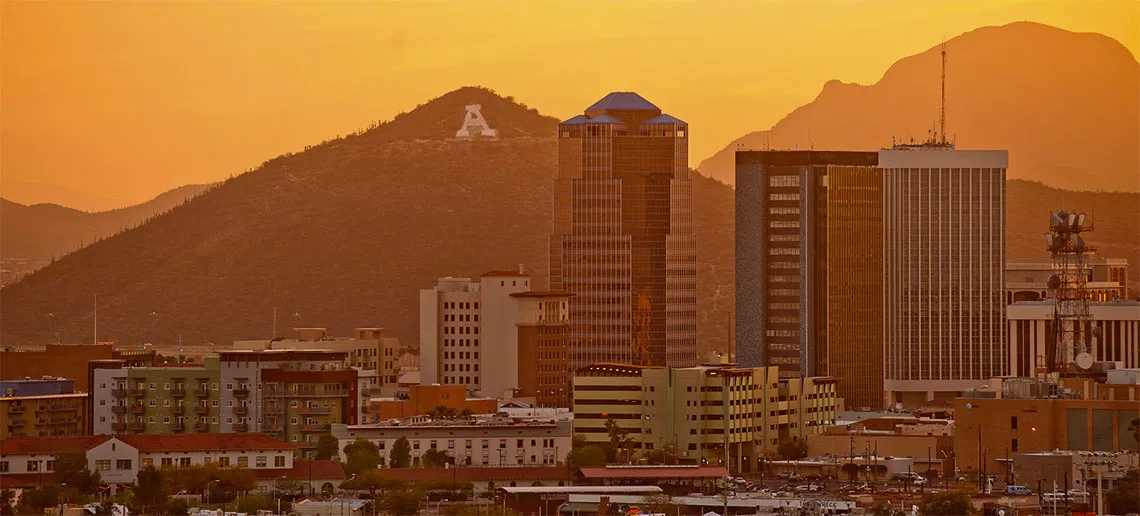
left=233, top=327, right=400, bottom=394
left=572, top=358, right=838, bottom=473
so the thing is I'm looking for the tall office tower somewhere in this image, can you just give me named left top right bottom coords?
left=735, top=151, right=884, bottom=409
left=551, top=92, right=697, bottom=369
left=881, top=147, right=1008, bottom=407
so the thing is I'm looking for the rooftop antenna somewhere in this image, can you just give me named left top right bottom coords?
left=940, top=38, right=947, bottom=145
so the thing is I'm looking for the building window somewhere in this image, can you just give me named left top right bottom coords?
left=161, top=458, right=173, bottom=468
left=96, top=460, right=111, bottom=472
left=1012, top=439, right=1019, bottom=452
left=219, top=457, right=230, bottom=468
left=237, top=456, right=249, bottom=468
left=275, top=455, right=286, bottom=467
left=142, top=458, right=153, bottom=468
left=45, top=460, right=55, bottom=472
left=179, top=457, right=191, bottom=468
left=116, top=459, right=132, bottom=470
left=1010, top=416, right=1018, bottom=430
left=257, top=456, right=267, bottom=468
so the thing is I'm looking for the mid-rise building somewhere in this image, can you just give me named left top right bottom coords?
left=572, top=358, right=838, bottom=472
left=332, top=418, right=572, bottom=467
left=92, top=358, right=221, bottom=436
left=882, top=147, right=1008, bottom=407
left=551, top=92, right=698, bottom=369
left=365, top=384, right=497, bottom=422
left=0, top=433, right=294, bottom=487
left=233, top=327, right=401, bottom=393
left=0, top=378, right=87, bottom=439
left=1008, top=299, right=1140, bottom=375
left=1006, top=256, right=1130, bottom=304
left=735, top=150, right=883, bottom=409
left=420, top=267, right=569, bottom=400
left=513, top=291, right=572, bottom=407
left=953, top=375, right=1140, bottom=477
left=0, top=344, right=154, bottom=388
left=217, top=350, right=359, bottom=453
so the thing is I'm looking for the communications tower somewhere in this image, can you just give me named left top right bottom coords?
left=1044, top=210, right=1096, bottom=372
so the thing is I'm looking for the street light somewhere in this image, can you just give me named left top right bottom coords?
left=275, top=475, right=287, bottom=515
left=206, top=479, right=220, bottom=507
left=149, top=311, right=158, bottom=345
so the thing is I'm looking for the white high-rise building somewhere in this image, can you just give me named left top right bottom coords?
left=881, top=147, right=1008, bottom=407
left=418, top=266, right=532, bottom=397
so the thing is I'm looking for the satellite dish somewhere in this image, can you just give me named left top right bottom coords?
left=1092, top=326, right=1103, bottom=339
left=1046, top=274, right=1062, bottom=290
left=1075, top=353, right=1094, bottom=370
left=998, top=510, right=1006, bottom=516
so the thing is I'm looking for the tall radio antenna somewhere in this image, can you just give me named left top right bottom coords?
left=940, top=39, right=947, bottom=144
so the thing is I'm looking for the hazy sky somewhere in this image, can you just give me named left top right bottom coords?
left=3, top=1, right=1137, bottom=210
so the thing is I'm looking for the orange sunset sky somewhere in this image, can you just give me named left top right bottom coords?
left=3, top=1, right=1138, bottom=211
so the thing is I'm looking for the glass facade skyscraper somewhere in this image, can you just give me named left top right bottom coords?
left=551, top=92, right=697, bottom=369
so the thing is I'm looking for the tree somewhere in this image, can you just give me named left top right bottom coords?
left=390, top=437, right=412, bottom=469
left=567, top=444, right=607, bottom=469
left=1106, top=468, right=1139, bottom=515
left=274, top=477, right=302, bottom=499
left=343, top=436, right=382, bottom=475
left=384, top=489, right=424, bottom=516
left=55, top=451, right=101, bottom=494
left=777, top=438, right=808, bottom=460
left=642, top=493, right=677, bottom=515
left=18, top=487, right=59, bottom=514
left=315, top=434, right=341, bottom=460
left=134, top=466, right=170, bottom=513
left=0, top=490, right=14, bottom=516
left=918, top=490, right=976, bottom=515
left=604, top=417, right=634, bottom=463
left=426, top=405, right=459, bottom=420
left=422, top=448, right=452, bottom=468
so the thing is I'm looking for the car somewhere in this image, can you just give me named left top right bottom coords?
left=1043, top=491, right=1066, bottom=503
left=776, top=472, right=801, bottom=480
left=1005, top=485, right=1033, bottom=496
left=732, top=476, right=746, bottom=484
left=884, top=487, right=902, bottom=494
left=912, top=476, right=928, bottom=486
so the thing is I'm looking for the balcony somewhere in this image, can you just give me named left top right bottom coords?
left=168, top=405, right=184, bottom=414
left=112, top=405, right=128, bottom=414
left=300, top=424, right=331, bottom=433
left=129, top=422, right=146, bottom=432
left=265, top=406, right=280, bottom=414
left=46, top=405, right=76, bottom=412
left=171, top=388, right=186, bottom=397
left=7, top=406, right=26, bottom=413
left=298, top=406, right=332, bottom=415
left=195, top=423, right=210, bottom=432
left=111, top=389, right=128, bottom=397
left=233, top=389, right=250, bottom=398
left=194, top=387, right=210, bottom=398
left=169, top=422, right=185, bottom=432
left=129, top=388, right=147, bottom=397
left=130, top=405, right=146, bottom=415
left=194, top=406, right=210, bottom=415
left=6, top=418, right=27, bottom=426
left=233, top=423, right=249, bottom=432
left=112, top=422, right=127, bottom=432
left=232, top=406, right=248, bottom=416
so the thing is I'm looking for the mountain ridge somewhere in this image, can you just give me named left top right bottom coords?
left=697, top=21, right=1140, bottom=193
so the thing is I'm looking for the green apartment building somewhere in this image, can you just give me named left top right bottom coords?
left=92, top=358, right=222, bottom=435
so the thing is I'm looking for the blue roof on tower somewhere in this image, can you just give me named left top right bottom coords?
left=643, top=114, right=686, bottom=125
left=586, top=92, right=659, bottom=112
left=560, top=115, right=590, bottom=125
left=586, top=114, right=624, bottom=124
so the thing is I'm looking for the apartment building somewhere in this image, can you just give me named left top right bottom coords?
left=233, top=327, right=401, bottom=393
left=572, top=358, right=838, bottom=473
left=513, top=291, right=573, bottom=407
left=0, top=434, right=294, bottom=487
left=420, top=267, right=554, bottom=398
left=0, top=378, right=87, bottom=439
left=331, top=418, right=572, bottom=467
left=217, top=350, right=359, bottom=453
left=92, top=358, right=221, bottom=436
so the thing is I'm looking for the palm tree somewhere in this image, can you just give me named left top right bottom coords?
left=1128, top=417, right=1140, bottom=454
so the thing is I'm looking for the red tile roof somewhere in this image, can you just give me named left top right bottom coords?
left=119, top=433, right=294, bottom=452
left=0, top=473, right=56, bottom=488
left=255, top=460, right=346, bottom=481
left=0, top=436, right=111, bottom=456
left=369, top=466, right=568, bottom=483
left=0, top=433, right=292, bottom=456
left=579, top=465, right=729, bottom=480
left=480, top=269, right=528, bottom=277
